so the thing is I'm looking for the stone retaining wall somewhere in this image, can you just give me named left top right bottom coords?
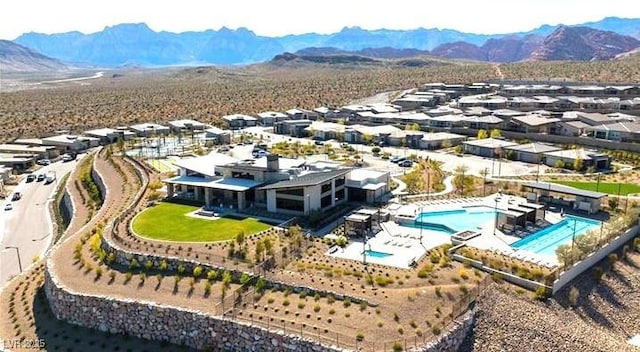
left=44, top=265, right=344, bottom=351
left=412, top=309, right=475, bottom=352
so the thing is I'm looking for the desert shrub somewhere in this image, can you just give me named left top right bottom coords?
left=568, top=287, right=579, bottom=307
left=313, top=305, right=321, bottom=313
left=392, top=341, right=402, bottom=352
left=608, top=253, right=618, bottom=268
left=356, top=332, right=364, bottom=342
left=343, top=297, right=351, bottom=308
left=594, top=266, right=604, bottom=281
left=534, top=286, right=549, bottom=301
left=435, top=286, right=442, bottom=298
left=431, top=325, right=441, bottom=335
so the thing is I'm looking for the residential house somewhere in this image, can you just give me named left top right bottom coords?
left=503, top=143, right=561, bottom=164
left=542, top=149, right=609, bottom=170
left=462, top=138, right=517, bottom=158
left=508, top=114, right=560, bottom=134
left=84, top=128, right=135, bottom=144
left=257, top=111, right=288, bottom=127
left=129, top=123, right=171, bottom=137
left=274, top=119, right=313, bottom=137
left=419, top=132, right=467, bottom=150
left=222, top=114, right=258, bottom=130
left=557, top=120, right=591, bottom=137
left=168, top=119, right=207, bottom=134
left=585, top=122, right=640, bottom=142
left=203, top=127, right=232, bottom=145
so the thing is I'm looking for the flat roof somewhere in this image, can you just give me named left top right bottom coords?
left=173, top=153, right=239, bottom=177
left=259, top=169, right=351, bottom=190
left=504, top=142, right=561, bottom=154
left=163, top=175, right=261, bottom=192
left=524, top=182, right=607, bottom=199
left=421, top=132, right=466, bottom=141
left=348, top=168, right=387, bottom=182
left=462, top=138, right=517, bottom=149
left=0, top=144, right=54, bottom=152
left=345, top=213, right=370, bottom=222
left=168, top=119, right=206, bottom=127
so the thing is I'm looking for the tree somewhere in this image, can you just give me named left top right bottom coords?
left=608, top=197, right=619, bottom=211
left=477, top=129, right=488, bottom=139
left=489, top=129, right=502, bottom=138
left=362, top=133, right=374, bottom=145
left=441, top=138, right=452, bottom=149
left=406, top=123, right=421, bottom=131
left=573, top=156, right=583, bottom=172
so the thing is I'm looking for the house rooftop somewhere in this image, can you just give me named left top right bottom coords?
left=524, top=181, right=606, bottom=199
left=259, top=169, right=351, bottom=190
left=463, top=138, right=517, bottom=148
left=504, top=142, right=561, bottom=154
left=173, top=152, right=239, bottom=177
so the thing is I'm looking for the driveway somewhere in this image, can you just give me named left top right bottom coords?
left=1, top=156, right=83, bottom=285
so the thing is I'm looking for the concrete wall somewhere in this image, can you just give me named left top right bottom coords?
left=43, top=268, right=343, bottom=352
left=552, top=225, right=639, bottom=294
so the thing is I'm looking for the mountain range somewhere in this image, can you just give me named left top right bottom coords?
left=7, top=17, right=640, bottom=68
left=0, top=40, right=67, bottom=71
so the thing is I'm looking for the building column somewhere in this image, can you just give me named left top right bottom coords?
left=204, top=188, right=212, bottom=206
left=237, top=192, right=245, bottom=210
left=331, top=180, right=336, bottom=207
left=181, top=185, right=188, bottom=193
left=167, top=184, right=174, bottom=198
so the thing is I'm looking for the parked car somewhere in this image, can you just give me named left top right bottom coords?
left=26, top=174, right=36, bottom=182
left=390, top=156, right=406, bottom=163
left=36, top=159, right=51, bottom=166
left=37, top=173, right=46, bottom=182
left=399, top=160, right=413, bottom=167
left=314, top=140, right=325, bottom=146
left=11, top=192, right=21, bottom=201
left=62, top=153, right=77, bottom=162
left=4, top=203, right=12, bottom=211
left=45, top=171, right=56, bottom=184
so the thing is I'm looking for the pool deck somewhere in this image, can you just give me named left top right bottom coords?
left=327, top=221, right=451, bottom=268
left=391, top=194, right=566, bottom=268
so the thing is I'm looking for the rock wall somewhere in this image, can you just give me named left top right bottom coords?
left=44, top=266, right=345, bottom=351
left=411, top=310, right=474, bottom=352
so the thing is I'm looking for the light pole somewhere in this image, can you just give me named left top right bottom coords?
left=305, top=194, right=311, bottom=216
left=569, top=218, right=578, bottom=266
left=493, top=190, right=501, bottom=236
left=4, top=246, right=23, bottom=273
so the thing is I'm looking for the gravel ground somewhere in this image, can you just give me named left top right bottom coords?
left=460, top=252, right=640, bottom=352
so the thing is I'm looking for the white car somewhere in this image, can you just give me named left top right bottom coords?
left=4, top=203, right=13, bottom=211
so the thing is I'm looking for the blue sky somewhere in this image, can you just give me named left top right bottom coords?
left=3, top=0, right=640, bottom=40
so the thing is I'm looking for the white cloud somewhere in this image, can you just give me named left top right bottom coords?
left=2, top=0, right=640, bottom=40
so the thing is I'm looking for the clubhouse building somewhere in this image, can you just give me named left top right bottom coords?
left=163, top=153, right=390, bottom=215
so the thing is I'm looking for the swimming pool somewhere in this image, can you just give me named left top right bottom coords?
left=511, top=215, right=601, bottom=256
left=363, top=249, right=393, bottom=258
left=414, top=207, right=497, bottom=233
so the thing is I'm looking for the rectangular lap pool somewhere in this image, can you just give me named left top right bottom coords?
left=511, top=215, right=601, bottom=256
left=364, top=249, right=393, bottom=258
left=413, top=206, right=497, bottom=233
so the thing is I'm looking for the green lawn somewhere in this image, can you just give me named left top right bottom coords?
left=132, top=202, right=271, bottom=242
left=553, top=181, right=640, bottom=196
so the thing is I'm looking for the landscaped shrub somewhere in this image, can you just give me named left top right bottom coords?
left=431, top=325, right=441, bottom=335
left=129, top=259, right=139, bottom=270
left=159, top=259, right=168, bottom=271
left=95, top=267, right=103, bottom=279
left=594, top=266, right=604, bottom=281
left=177, top=264, right=186, bottom=276
left=356, top=332, right=364, bottom=342
left=343, top=297, right=351, bottom=308
left=143, top=260, right=153, bottom=271
left=435, top=287, right=442, bottom=298
left=313, top=305, right=321, bottom=312
left=192, top=266, right=203, bottom=279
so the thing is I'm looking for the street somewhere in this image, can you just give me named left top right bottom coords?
left=0, top=157, right=83, bottom=285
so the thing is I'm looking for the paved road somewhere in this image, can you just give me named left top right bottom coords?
left=0, top=157, right=83, bottom=285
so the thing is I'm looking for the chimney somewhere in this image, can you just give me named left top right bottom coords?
left=267, top=154, right=279, bottom=171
